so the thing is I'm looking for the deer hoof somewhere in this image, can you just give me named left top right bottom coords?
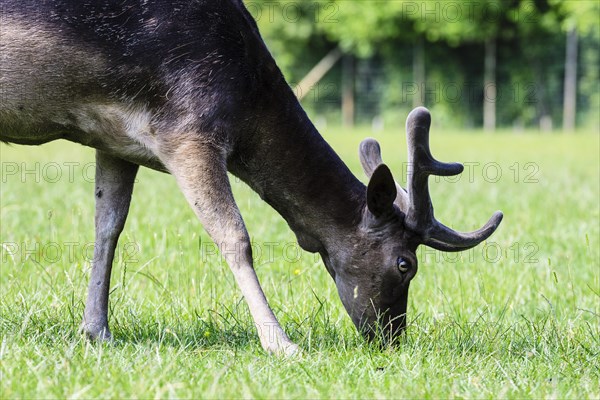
left=80, top=321, right=113, bottom=342
left=265, top=340, right=302, bottom=358
left=282, top=342, right=302, bottom=358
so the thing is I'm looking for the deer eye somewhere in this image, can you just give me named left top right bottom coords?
left=397, top=257, right=409, bottom=273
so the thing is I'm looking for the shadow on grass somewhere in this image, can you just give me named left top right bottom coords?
left=0, top=307, right=363, bottom=354
left=2, top=303, right=596, bottom=361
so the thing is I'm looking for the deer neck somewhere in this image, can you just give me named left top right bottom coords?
left=229, top=99, right=366, bottom=254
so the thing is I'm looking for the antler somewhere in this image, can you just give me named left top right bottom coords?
left=405, top=107, right=503, bottom=250
left=359, top=139, right=409, bottom=211
left=359, top=107, right=503, bottom=251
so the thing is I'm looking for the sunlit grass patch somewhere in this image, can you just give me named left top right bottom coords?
left=1, top=131, right=598, bottom=398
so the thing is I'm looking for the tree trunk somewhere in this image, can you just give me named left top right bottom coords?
left=483, top=36, right=497, bottom=132
left=563, top=28, right=578, bottom=132
left=413, top=36, right=425, bottom=108
left=342, top=54, right=355, bottom=127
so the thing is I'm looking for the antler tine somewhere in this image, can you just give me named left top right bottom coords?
left=423, top=211, right=504, bottom=251
left=404, top=107, right=503, bottom=249
left=405, top=107, right=463, bottom=229
left=359, top=138, right=409, bottom=210
left=359, top=138, right=384, bottom=177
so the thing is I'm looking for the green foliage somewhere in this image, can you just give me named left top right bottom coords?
left=415, top=0, right=510, bottom=43
left=550, top=0, right=600, bottom=35
left=316, top=1, right=413, bottom=56
left=1, top=130, right=599, bottom=398
left=245, top=0, right=599, bottom=129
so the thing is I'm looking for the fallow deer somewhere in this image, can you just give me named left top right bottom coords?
left=0, top=0, right=502, bottom=355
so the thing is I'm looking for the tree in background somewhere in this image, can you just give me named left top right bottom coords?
left=411, top=0, right=517, bottom=132
left=548, top=0, right=600, bottom=132
left=246, top=0, right=599, bottom=132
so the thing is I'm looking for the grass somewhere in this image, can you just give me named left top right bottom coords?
left=1, top=128, right=598, bottom=398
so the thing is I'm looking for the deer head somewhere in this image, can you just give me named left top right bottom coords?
left=327, top=107, right=503, bottom=340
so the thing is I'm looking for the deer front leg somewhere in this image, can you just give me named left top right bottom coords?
left=81, top=151, right=138, bottom=340
left=160, top=140, right=299, bottom=356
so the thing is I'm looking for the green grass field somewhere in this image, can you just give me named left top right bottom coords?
left=1, top=128, right=598, bottom=398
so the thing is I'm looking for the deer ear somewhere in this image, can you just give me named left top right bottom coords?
left=367, top=164, right=397, bottom=217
